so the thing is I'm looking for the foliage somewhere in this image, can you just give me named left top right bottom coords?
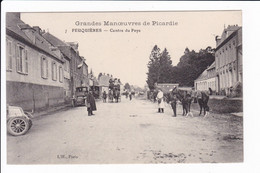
left=146, top=46, right=173, bottom=89
left=124, top=83, right=131, bottom=90
left=146, top=45, right=215, bottom=89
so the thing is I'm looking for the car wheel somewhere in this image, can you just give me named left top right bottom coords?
left=7, top=117, right=29, bottom=136
left=28, top=119, right=33, bottom=130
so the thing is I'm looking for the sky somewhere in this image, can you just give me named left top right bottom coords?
left=21, top=11, right=241, bottom=88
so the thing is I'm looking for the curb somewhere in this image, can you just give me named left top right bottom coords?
left=32, top=104, right=72, bottom=119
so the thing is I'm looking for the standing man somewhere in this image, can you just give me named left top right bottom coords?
left=102, top=90, right=107, bottom=103
left=85, top=90, right=97, bottom=116
left=156, top=88, right=165, bottom=113
left=126, top=90, right=129, bottom=99
left=168, top=86, right=178, bottom=117
left=129, top=92, right=132, bottom=101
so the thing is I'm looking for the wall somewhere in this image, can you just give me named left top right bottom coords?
left=6, top=35, right=64, bottom=88
left=215, top=29, right=242, bottom=95
left=195, top=77, right=216, bottom=92
left=6, top=80, right=64, bottom=111
left=6, top=35, right=65, bottom=111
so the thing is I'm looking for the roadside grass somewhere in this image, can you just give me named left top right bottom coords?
left=208, top=98, right=243, bottom=114
left=190, top=98, right=243, bottom=114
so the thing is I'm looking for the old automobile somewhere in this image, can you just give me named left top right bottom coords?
left=7, top=106, right=33, bottom=136
left=72, top=87, right=88, bottom=107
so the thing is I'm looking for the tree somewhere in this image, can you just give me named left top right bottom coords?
left=146, top=45, right=161, bottom=90
left=147, top=46, right=215, bottom=88
left=124, top=83, right=131, bottom=90
left=157, top=48, right=173, bottom=83
left=172, top=47, right=215, bottom=86
left=146, top=46, right=174, bottom=89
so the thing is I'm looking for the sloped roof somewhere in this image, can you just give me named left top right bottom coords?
left=6, top=13, right=32, bottom=43
left=99, top=75, right=111, bottom=87
left=207, top=61, right=215, bottom=70
left=216, top=25, right=241, bottom=50
left=6, top=13, right=63, bottom=63
left=195, top=69, right=208, bottom=82
left=42, top=32, right=69, bottom=47
left=42, top=32, right=71, bottom=60
left=195, top=61, right=215, bottom=81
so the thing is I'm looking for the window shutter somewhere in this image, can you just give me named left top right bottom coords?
left=15, top=44, right=19, bottom=72
left=25, top=49, right=28, bottom=73
left=41, top=57, right=43, bottom=77
left=10, top=42, right=12, bottom=70
left=6, top=41, right=9, bottom=70
left=52, top=62, right=54, bottom=80
left=46, top=59, right=48, bottom=78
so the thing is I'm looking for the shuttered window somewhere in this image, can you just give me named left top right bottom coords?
left=41, top=56, right=48, bottom=79
left=16, top=44, right=28, bottom=74
left=59, top=66, right=63, bottom=83
left=6, top=39, right=12, bottom=71
left=52, top=61, right=57, bottom=81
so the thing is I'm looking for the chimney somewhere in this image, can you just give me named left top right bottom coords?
left=33, top=26, right=42, bottom=34
left=12, top=12, right=21, bottom=19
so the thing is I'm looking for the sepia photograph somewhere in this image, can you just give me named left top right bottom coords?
left=4, top=10, right=243, bottom=164
left=2, top=1, right=260, bottom=173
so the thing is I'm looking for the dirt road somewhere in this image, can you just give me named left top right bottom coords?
left=7, top=96, right=243, bottom=164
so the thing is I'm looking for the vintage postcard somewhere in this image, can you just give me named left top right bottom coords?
left=1, top=1, right=259, bottom=173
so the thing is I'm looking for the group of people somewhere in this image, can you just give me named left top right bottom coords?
left=102, top=90, right=121, bottom=103
left=156, top=86, right=210, bottom=117
left=125, top=91, right=133, bottom=100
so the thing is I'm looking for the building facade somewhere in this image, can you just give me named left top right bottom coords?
left=194, top=62, right=216, bottom=92
left=42, top=33, right=89, bottom=98
left=6, top=13, right=65, bottom=111
left=98, top=74, right=112, bottom=96
left=215, top=25, right=242, bottom=96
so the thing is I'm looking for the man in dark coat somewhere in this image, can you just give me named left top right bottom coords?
left=86, top=90, right=97, bottom=116
left=168, top=87, right=178, bottom=117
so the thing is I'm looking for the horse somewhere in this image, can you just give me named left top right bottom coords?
left=176, top=90, right=193, bottom=117
left=197, top=91, right=209, bottom=117
left=108, top=90, right=114, bottom=102
left=165, top=89, right=193, bottom=117
left=114, top=89, right=120, bottom=103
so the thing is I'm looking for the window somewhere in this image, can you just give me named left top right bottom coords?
left=16, top=44, right=28, bottom=74
left=64, top=60, right=70, bottom=72
left=59, top=66, right=63, bottom=83
left=6, top=39, right=12, bottom=71
left=41, top=56, right=48, bottom=79
left=52, top=61, right=57, bottom=81
left=64, top=61, right=67, bottom=71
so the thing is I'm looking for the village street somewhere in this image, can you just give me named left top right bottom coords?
left=7, top=96, right=243, bottom=164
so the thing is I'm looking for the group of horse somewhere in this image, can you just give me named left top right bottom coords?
left=108, top=88, right=120, bottom=103
left=164, top=89, right=210, bottom=117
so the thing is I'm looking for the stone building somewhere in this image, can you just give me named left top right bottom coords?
left=194, top=62, right=216, bottom=92
left=98, top=74, right=112, bottom=96
left=6, top=13, right=65, bottom=111
left=215, top=25, right=242, bottom=96
left=42, top=33, right=89, bottom=98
